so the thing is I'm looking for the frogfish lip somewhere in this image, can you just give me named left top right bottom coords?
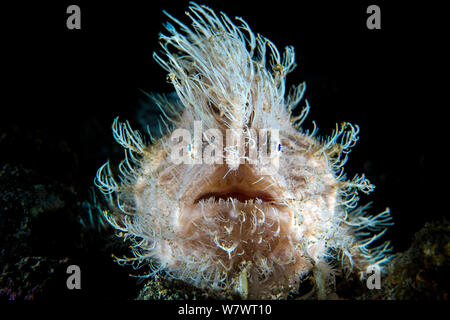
left=192, top=165, right=281, bottom=205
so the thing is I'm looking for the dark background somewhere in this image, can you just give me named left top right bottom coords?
left=1, top=0, right=432, bottom=300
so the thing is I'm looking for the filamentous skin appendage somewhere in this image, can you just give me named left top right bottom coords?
left=95, top=2, right=393, bottom=299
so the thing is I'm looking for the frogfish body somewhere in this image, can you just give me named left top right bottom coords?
left=95, top=2, right=393, bottom=299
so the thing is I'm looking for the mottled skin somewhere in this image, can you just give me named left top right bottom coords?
left=95, top=3, right=392, bottom=299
